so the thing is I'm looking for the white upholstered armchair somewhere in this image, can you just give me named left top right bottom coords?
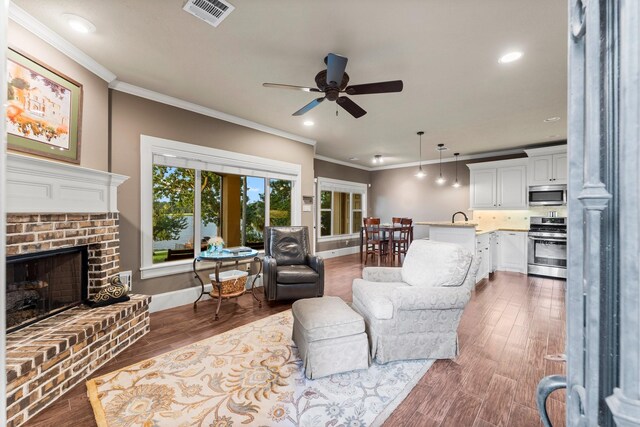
left=352, top=240, right=479, bottom=364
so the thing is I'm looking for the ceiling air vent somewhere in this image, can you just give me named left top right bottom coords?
left=183, top=0, right=235, bottom=27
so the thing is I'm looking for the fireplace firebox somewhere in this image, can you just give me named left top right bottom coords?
left=6, top=246, right=88, bottom=333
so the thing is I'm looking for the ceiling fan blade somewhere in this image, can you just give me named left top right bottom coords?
left=292, top=97, right=325, bottom=116
left=337, top=96, right=367, bottom=118
left=345, top=80, right=404, bottom=95
left=263, top=83, right=321, bottom=92
left=326, top=53, right=348, bottom=86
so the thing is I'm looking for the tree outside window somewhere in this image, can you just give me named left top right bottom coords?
left=152, top=166, right=221, bottom=264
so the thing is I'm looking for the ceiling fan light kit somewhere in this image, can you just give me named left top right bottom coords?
left=263, top=53, right=403, bottom=119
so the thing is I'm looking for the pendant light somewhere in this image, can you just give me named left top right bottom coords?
left=436, top=143, right=446, bottom=184
left=452, top=153, right=461, bottom=188
left=415, top=131, right=426, bottom=178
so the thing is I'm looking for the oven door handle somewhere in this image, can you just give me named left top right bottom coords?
left=528, top=237, right=567, bottom=243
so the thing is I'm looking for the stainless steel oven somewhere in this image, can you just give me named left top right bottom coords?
left=528, top=216, right=567, bottom=278
left=528, top=185, right=567, bottom=206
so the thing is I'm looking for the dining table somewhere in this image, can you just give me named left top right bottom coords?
left=359, top=223, right=414, bottom=263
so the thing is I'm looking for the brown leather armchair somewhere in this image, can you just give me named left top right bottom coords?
left=263, top=226, right=324, bottom=301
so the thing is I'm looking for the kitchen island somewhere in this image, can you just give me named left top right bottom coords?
left=415, top=221, right=529, bottom=279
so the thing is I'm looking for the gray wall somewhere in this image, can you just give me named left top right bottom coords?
left=313, top=159, right=371, bottom=252
left=370, top=155, right=525, bottom=239
left=111, top=91, right=315, bottom=296
left=8, top=21, right=109, bottom=172
left=314, top=159, right=371, bottom=184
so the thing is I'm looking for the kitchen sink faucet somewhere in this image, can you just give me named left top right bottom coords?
left=451, top=211, right=469, bottom=223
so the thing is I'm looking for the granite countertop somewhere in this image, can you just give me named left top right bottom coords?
left=415, top=221, right=528, bottom=234
left=414, top=221, right=479, bottom=228
left=476, top=227, right=529, bottom=235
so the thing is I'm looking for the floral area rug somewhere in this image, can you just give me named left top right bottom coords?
left=87, top=310, right=433, bottom=427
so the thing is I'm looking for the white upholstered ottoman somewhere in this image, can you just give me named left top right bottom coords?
left=292, top=296, right=369, bottom=379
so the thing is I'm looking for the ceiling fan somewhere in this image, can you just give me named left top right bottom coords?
left=263, top=53, right=403, bottom=119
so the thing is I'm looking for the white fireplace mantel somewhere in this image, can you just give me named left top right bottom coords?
left=6, top=153, right=129, bottom=213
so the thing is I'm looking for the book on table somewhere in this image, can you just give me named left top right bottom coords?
left=223, top=246, right=253, bottom=254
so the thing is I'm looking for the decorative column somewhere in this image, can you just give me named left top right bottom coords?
left=605, top=0, right=640, bottom=425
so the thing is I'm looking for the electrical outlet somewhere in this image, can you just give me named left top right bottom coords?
left=119, top=270, right=133, bottom=291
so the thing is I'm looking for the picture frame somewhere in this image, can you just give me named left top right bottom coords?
left=6, top=48, right=82, bottom=164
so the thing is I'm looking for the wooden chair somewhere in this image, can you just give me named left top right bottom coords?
left=363, top=217, right=389, bottom=266
left=392, top=218, right=413, bottom=263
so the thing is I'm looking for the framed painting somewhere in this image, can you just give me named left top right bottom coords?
left=6, top=48, right=82, bottom=164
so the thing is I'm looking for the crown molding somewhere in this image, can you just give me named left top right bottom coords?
left=315, top=148, right=526, bottom=172
left=110, top=80, right=316, bottom=147
left=369, top=148, right=526, bottom=171
left=9, top=3, right=315, bottom=147
left=313, top=155, right=373, bottom=171
left=8, top=2, right=117, bottom=82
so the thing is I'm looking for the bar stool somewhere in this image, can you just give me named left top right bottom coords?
left=363, top=217, right=389, bottom=266
left=392, top=218, right=413, bottom=263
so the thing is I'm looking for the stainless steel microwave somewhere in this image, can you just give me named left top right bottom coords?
left=528, top=185, right=567, bottom=206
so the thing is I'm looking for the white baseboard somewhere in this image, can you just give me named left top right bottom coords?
left=149, top=284, right=212, bottom=313
left=149, top=275, right=263, bottom=313
left=316, top=246, right=359, bottom=259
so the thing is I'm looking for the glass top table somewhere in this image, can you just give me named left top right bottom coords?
left=192, top=248, right=262, bottom=320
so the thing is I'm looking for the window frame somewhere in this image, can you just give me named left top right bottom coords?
left=316, top=177, right=367, bottom=242
left=140, top=135, right=302, bottom=279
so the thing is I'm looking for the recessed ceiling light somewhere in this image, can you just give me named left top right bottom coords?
left=62, top=13, right=96, bottom=34
left=544, top=116, right=561, bottom=122
left=498, top=51, right=523, bottom=64
left=373, top=155, right=383, bottom=164
left=303, top=120, right=314, bottom=126
left=348, top=157, right=359, bottom=161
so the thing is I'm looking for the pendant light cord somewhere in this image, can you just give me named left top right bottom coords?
left=455, top=154, right=458, bottom=181
left=419, top=134, right=422, bottom=169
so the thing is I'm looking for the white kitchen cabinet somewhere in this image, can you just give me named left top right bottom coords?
left=497, top=165, right=527, bottom=208
left=470, top=169, right=497, bottom=209
left=525, top=146, right=568, bottom=186
left=497, top=231, right=527, bottom=273
left=490, top=232, right=498, bottom=273
left=553, top=153, right=568, bottom=183
left=475, top=233, right=491, bottom=280
left=468, top=159, right=528, bottom=210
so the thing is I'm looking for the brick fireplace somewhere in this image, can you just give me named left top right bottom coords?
left=6, top=212, right=120, bottom=297
left=5, top=153, right=150, bottom=427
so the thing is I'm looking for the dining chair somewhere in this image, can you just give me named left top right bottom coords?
left=393, top=218, right=413, bottom=263
left=363, top=217, right=388, bottom=266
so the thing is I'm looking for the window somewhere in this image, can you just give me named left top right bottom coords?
left=241, top=176, right=265, bottom=248
left=317, top=177, right=367, bottom=241
left=141, top=135, right=302, bottom=278
left=269, top=179, right=292, bottom=226
left=152, top=166, right=197, bottom=264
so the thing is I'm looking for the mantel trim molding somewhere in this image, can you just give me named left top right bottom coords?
left=6, top=153, right=129, bottom=213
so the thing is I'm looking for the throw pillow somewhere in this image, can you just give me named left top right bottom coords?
left=85, top=276, right=130, bottom=308
left=401, top=240, right=473, bottom=288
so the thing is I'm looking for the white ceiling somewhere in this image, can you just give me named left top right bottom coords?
left=14, top=0, right=568, bottom=167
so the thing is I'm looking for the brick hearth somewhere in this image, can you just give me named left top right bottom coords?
left=5, top=295, right=151, bottom=427
left=6, top=213, right=120, bottom=296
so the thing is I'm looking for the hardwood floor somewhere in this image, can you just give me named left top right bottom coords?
left=24, top=254, right=566, bottom=427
